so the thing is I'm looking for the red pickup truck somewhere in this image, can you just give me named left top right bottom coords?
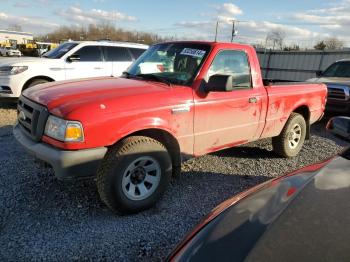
left=14, top=41, right=327, bottom=214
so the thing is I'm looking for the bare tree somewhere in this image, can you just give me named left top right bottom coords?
left=39, top=24, right=169, bottom=45
left=266, top=30, right=286, bottom=50
left=324, top=37, right=344, bottom=50
left=314, top=41, right=327, bottom=50
left=283, top=44, right=300, bottom=51
left=8, top=24, right=22, bottom=32
left=252, top=43, right=265, bottom=50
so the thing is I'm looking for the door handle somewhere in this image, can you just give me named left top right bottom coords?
left=249, top=97, right=258, bottom=103
left=171, top=106, right=191, bottom=114
left=94, top=67, right=103, bottom=70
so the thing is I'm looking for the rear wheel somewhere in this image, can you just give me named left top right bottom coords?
left=97, top=136, right=172, bottom=214
left=272, top=113, right=307, bottom=158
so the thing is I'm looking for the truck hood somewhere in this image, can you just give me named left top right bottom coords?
left=0, top=57, right=54, bottom=66
left=308, top=77, right=350, bottom=86
left=22, top=77, right=172, bottom=116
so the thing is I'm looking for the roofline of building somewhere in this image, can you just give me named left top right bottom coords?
left=0, top=29, right=33, bottom=37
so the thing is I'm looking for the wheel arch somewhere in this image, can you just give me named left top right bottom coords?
left=292, top=105, right=310, bottom=139
left=22, top=76, right=55, bottom=91
left=115, top=128, right=182, bottom=178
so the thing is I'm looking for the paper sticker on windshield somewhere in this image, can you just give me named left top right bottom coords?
left=180, top=48, right=206, bottom=58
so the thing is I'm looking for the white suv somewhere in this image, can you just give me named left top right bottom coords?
left=0, top=47, right=22, bottom=57
left=0, top=41, right=148, bottom=98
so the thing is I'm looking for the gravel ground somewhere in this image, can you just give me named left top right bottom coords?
left=0, top=103, right=348, bottom=261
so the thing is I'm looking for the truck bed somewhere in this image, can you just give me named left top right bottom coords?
left=259, top=81, right=327, bottom=139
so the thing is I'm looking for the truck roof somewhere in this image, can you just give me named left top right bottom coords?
left=65, top=40, right=149, bottom=49
left=159, top=40, right=254, bottom=49
left=65, top=40, right=252, bottom=50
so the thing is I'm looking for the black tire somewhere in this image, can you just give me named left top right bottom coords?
left=97, top=136, right=172, bottom=214
left=27, top=79, right=49, bottom=89
left=272, top=113, right=307, bottom=158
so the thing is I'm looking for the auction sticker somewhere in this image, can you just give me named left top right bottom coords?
left=180, top=48, right=206, bottom=58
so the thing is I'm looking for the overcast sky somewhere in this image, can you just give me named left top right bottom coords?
left=0, top=0, right=349, bottom=47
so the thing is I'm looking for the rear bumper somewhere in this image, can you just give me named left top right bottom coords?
left=13, top=123, right=108, bottom=180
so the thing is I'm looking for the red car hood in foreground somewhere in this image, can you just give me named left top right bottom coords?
left=169, top=148, right=350, bottom=262
left=22, top=77, right=171, bottom=116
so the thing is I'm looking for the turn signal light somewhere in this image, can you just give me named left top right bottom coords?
left=65, top=123, right=84, bottom=142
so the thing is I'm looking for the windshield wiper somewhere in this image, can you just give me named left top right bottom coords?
left=136, top=73, right=172, bottom=86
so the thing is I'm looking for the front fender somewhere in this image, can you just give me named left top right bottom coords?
left=108, top=117, right=176, bottom=146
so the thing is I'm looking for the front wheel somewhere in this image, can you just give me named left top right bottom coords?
left=97, top=136, right=172, bottom=214
left=272, top=113, right=307, bottom=158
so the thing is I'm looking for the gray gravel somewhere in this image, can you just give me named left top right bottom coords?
left=0, top=103, right=348, bottom=261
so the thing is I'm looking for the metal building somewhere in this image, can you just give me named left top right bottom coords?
left=0, top=29, right=34, bottom=47
left=257, top=49, right=350, bottom=82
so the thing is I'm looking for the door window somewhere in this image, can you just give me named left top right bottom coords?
left=104, top=46, right=132, bottom=62
left=323, top=61, right=350, bottom=77
left=208, top=50, right=252, bottom=89
left=129, top=48, right=146, bottom=60
left=73, top=46, right=102, bottom=62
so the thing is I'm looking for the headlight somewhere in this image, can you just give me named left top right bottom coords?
left=0, top=66, right=28, bottom=76
left=44, top=115, right=84, bottom=142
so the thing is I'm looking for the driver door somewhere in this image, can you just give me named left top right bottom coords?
left=194, top=49, right=263, bottom=155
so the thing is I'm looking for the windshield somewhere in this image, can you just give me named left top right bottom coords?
left=322, top=61, right=350, bottom=78
left=125, top=43, right=211, bottom=85
left=42, top=42, right=78, bottom=59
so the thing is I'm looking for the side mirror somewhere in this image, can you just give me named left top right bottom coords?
left=316, top=70, right=323, bottom=77
left=205, top=74, right=233, bottom=92
left=67, top=54, right=80, bottom=62
left=327, top=116, right=350, bottom=141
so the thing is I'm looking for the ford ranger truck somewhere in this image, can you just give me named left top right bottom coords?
left=308, top=59, right=350, bottom=114
left=13, top=41, right=327, bottom=214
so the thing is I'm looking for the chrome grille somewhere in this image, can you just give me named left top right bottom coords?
left=327, top=85, right=350, bottom=101
left=17, top=95, right=49, bottom=141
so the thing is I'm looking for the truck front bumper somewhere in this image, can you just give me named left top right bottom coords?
left=13, top=123, right=108, bottom=180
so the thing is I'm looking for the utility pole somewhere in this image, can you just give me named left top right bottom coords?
left=229, top=19, right=239, bottom=42
left=214, top=21, right=219, bottom=42
left=230, top=20, right=236, bottom=42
